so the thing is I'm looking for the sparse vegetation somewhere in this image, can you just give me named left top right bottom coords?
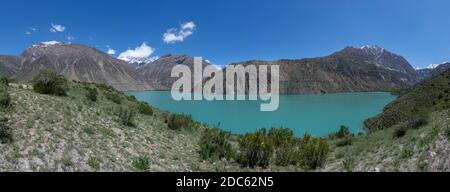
left=31, top=69, right=68, bottom=96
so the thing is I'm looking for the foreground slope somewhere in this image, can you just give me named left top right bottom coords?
left=325, top=110, right=450, bottom=172
left=0, top=83, right=203, bottom=171
left=324, top=68, right=450, bottom=172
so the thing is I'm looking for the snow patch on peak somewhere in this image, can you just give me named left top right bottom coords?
left=427, top=64, right=440, bottom=69
left=361, top=45, right=383, bottom=50
left=360, top=45, right=385, bottom=55
left=33, top=41, right=64, bottom=47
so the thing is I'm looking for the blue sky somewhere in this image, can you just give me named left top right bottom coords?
left=1, top=0, right=450, bottom=68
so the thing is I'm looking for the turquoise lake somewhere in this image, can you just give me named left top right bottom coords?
left=125, top=91, right=395, bottom=136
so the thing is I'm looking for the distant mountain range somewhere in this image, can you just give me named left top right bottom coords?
left=1, top=42, right=154, bottom=91
left=416, top=62, right=450, bottom=79
left=0, top=42, right=446, bottom=94
left=218, top=45, right=420, bottom=94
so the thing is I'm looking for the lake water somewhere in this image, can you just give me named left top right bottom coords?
left=125, top=91, right=395, bottom=136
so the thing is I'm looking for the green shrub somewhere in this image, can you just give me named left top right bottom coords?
left=298, top=134, right=329, bottom=169
left=405, top=116, right=428, bottom=129
left=87, top=156, right=101, bottom=170
left=274, top=146, right=296, bottom=166
left=400, top=148, right=414, bottom=159
left=0, top=76, right=11, bottom=86
left=342, top=157, right=354, bottom=172
left=0, top=91, right=11, bottom=109
left=133, top=155, right=150, bottom=171
left=167, top=114, right=196, bottom=131
left=236, top=129, right=273, bottom=168
left=446, top=129, right=450, bottom=140
left=336, top=136, right=353, bottom=147
left=96, top=83, right=116, bottom=92
left=117, top=107, right=135, bottom=127
left=336, top=125, right=352, bottom=138
left=0, top=118, right=12, bottom=144
left=267, top=127, right=297, bottom=166
left=137, top=102, right=153, bottom=116
left=268, top=127, right=294, bottom=147
left=329, top=125, right=352, bottom=139
left=199, top=128, right=235, bottom=160
left=31, top=69, right=68, bottom=96
left=105, top=91, right=122, bottom=104
left=127, top=95, right=137, bottom=102
left=393, top=126, right=407, bottom=138
left=85, top=87, right=98, bottom=102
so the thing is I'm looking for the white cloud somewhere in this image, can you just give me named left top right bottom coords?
left=25, top=27, right=38, bottom=35
left=50, top=23, right=66, bottom=32
left=107, top=46, right=116, bottom=55
left=118, top=42, right=157, bottom=63
left=67, top=35, right=75, bottom=40
left=163, top=21, right=196, bottom=44
left=181, top=21, right=196, bottom=30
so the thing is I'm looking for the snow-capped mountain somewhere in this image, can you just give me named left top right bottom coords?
left=332, top=45, right=419, bottom=82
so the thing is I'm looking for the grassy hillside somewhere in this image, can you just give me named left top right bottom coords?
left=325, top=110, right=450, bottom=172
left=0, top=82, right=209, bottom=171
left=323, top=69, right=450, bottom=172
left=365, top=69, right=450, bottom=130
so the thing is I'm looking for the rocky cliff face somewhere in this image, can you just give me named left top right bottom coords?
left=0, top=55, right=21, bottom=77
left=16, top=42, right=154, bottom=91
